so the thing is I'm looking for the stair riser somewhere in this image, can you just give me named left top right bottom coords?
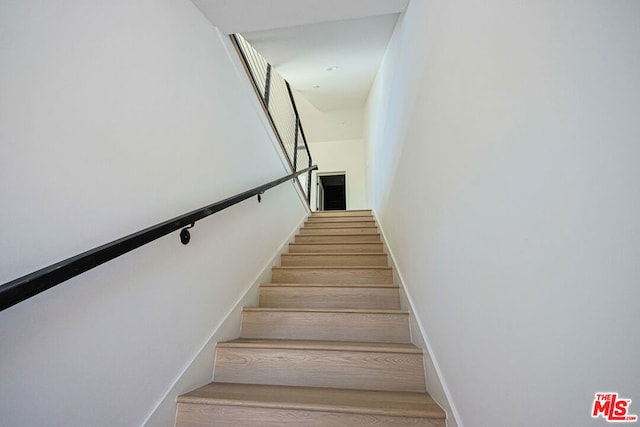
left=311, top=211, right=372, bottom=217
left=272, top=268, right=392, bottom=284
left=296, top=234, right=380, bottom=243
left=304, top=221, right=376, bottom=228
left=214, top=348, right=425, bottom=392
left=281, top=254, right=388, bottom=267
left=259, top=287, right=400, bottom=309
left=307, top=216, right=374, bottom=223
left=176, top=403, right=444, bottom=427
left=289, top=243, right=384, bottom=253
left=299, top=227, right=378, bottom=235
left=241, top=311, right=410, bottom=343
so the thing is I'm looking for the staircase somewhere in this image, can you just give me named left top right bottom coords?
left=176, top=210, right=446, bottom=426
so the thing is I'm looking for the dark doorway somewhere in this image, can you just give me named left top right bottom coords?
left=317, top=174, right=346, bottom=211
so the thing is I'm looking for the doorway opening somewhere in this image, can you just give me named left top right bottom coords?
left=317, top=173, right=346, bottom=211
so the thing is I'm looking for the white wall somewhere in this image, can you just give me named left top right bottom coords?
left=293, top=91, right=364, bottom=143
left=0, top=1, right=307, bottom=426
left=366, top=1, right=640, bottom=427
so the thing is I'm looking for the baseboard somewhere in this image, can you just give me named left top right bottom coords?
left=142, top=214, right=307, bottom=427
left=374, top=213, right=463, bottom=427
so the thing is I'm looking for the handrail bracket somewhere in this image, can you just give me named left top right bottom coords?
left=180, top=223, right=195, bottom=245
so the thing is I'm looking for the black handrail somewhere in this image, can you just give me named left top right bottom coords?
left=0, top=165, right=318, bottom=313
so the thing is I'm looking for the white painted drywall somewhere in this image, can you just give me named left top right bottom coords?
left=0, top=1, right=307, bottom=426
left=192, top=0, right=408, bottom=34
left=293, top=91, right=364, bottom=142
left=377, top=221, right=459, bottom=427
left=309, top=139, right=368, bottom=211
left=366, top=1, right=640, bottom=426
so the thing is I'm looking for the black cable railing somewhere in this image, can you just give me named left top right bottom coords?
left=232, top=34, right=314, bottom=203
left=0, top=165, right=318, bottom=313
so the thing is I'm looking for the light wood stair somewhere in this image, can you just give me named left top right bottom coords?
left=294, top=233, right=381, bottom=243
left=240, top=308, right=410, bottom=342
left=281, top=252, right=388, bottom=266
left=177, top=383, right=446, bottom=427
left=259, top=284, right=400, bottom=309
left=298, top=226, right=378, bottom=235
left=272, top=266, right=393, bottom=284
left=288, top=242, right=384, bottom=253
left=306, top=216, right=375, bottom=224
left=214, top=339, right=425, bottom=392
left=304, top=220, right=377, bottom=227
left=176, top=210, right=446, bottom=426
left=310, top=209, right=374, bottom=217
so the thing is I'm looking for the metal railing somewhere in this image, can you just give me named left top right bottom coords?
left=0, top=165, right=318, bottom=312
left=232, top=34, right=314, bottom=204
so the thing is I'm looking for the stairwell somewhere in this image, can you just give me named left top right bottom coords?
left=175, top=210, right=446, bottom=426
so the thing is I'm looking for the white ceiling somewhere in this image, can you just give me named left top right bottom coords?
left=192, top=0, right=408, bottom=34
left=192, top=0, right=408, bottom=112
left=243, top=14, right=400, bottom=111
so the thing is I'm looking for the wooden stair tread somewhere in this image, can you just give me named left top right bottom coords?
left=259, top=285, right=400, bottom=310
left=304, top=222, right=376, bottom=227
left=299, top=230, right=379, bottom=236
left=178, top=382, right=445, bottom=419
left=282, top=252, right=387, bottom=256
left=309, top=216, right=373, bottom=219
left=297, top=232, right=380, bottom=237
left=312, top=209, right=372, bottom=212
left=289, top=242, right=382, bottom=245
left=289, top=241, right=385, bottom=254
left=281, top=253, right=388, bottom=267
left=273, top=266, right=391, bottom=270
left=219, top=338, right=421, bottom=354
left=241, top=309, right=410, bottom=342
left=300, top=226, right=378, bottom=231
left=214, top=341, right=425, bottom=392
left=244, top=307, right=407, bottom=314
left=288, top=242, right=384, bottom=251
left=311, top=210, right=372, bottom=215
left=271, top=266, right=393, bottom=284
left=307, top=216, right=374, bottom=220
left=296, top=237, right=381, bottom=243
left=304, top=221, right=377, bottom=227
left=301, top=225, right=377, bottom=228
left=260, top=283, right=398, bottom=288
